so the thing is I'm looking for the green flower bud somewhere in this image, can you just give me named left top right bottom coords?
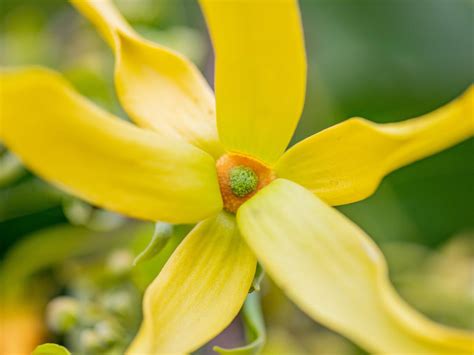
left=79, top=329, right=103, bottom=352
left=94, top=320, right=121, bottom=346
left=106, top=249, right=133, bottom=276
left=46, top=296, right=79, bottom=333
left=102, top=290, right=133, bottom=317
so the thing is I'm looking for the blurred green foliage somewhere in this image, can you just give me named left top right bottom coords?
left=296, top=0, right=473, bottom=248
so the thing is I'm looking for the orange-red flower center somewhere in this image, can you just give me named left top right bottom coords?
left=216, top=153, right=276, bottom=213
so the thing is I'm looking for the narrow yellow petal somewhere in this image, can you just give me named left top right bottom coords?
left=70, top=0, right=223, bottom=158
left=199, top=0, right=307, bottom=165
left=69, top=0, right=134, bottom=50
left=127, top=212, right=256, bottom=354
left=114, top=31, right=223, bottom=157
left=0, top=67, right=222, bottom=223
left=276, top=86, right=474, bottom=205
left=237, top=179, right=474, bottom=354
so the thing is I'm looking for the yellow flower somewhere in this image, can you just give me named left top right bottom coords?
left=0, top=0, right=473, bottom=354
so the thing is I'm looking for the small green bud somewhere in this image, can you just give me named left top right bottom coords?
left=79, top=329, right=103, bottom=352
left=63, top=197, right=93, bottom=226
left=106, top=249, right=133, bottom=276
left=46, top=296, right=79, bottom=333
left=229, top=166, right=258, bottom=197
left=80, top=302, right=104, bottom=327
left=94, top=321, right=121, bottom=346
left=102, top=290, right=133, bottom=317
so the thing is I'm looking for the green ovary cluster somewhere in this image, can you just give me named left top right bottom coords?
left=229, top=166, right=258, bottom=197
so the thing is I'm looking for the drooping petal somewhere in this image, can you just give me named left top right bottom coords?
left=0, top=67, right=222, bottom=223
left=69, top=0, right=134, bottom=50
left=70, top=0, right=223, bottom=157
left=127, top=212, right=256, bottom=354
left=237, top=179, right=473, bottom=354
left=276, top=86, right=474, bottom=205
left=199, top=0, right=307, bottom=165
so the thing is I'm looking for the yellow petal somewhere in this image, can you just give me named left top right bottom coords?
left=127, top=212, right=256, bottom=354
left=237, top=179, right=473, bottom=354
left=0, top=67, right=222, bottom=223
left=276, top=86, right=474, bottom=205
left=69, top=0, right=134, bottom=50
left=114, top=32, right=223, bottom=157
left=70, top=0, right=223, bottom=158
left=199, top=0, right=307, bottom=165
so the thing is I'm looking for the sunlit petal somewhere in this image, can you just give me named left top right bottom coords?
left=276, top=86, right=474, bottom=205
left=237, top=179, right=473, bottom=353
left=0, top=67, right=222, bottom=223
left=200, top=0, right=307, bottom=165
left=127, top=212, right=256, bottom=354
left=70, top=0, right=223, bottom=157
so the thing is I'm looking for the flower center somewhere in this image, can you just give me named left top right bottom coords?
left=216, top=153, right=275, bottom=213
left=229, top=166, right=258, bottom=197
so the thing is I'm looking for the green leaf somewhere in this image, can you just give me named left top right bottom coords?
left=33, top=343, right=70, bottom=355
left=214, top=292, right=266, bottom=355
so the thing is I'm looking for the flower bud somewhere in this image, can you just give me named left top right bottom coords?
left=46, top=296, right=79, bottom=333
left=102, top=290, right=133, bottom=317
left=79, top=329, right=103, bottom=352
left=94, top=320, right=121, bottom=346
left=106, top=249, right=133, bottom=276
